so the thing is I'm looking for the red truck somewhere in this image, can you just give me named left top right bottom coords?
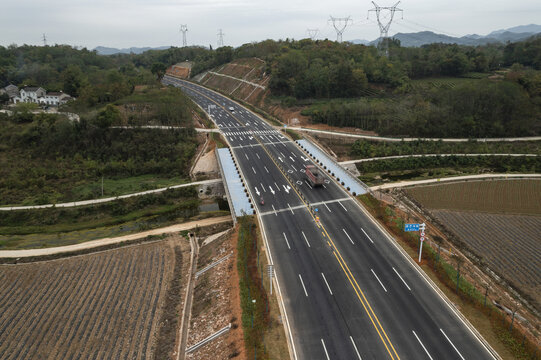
left=305, top=165, right=324, bottom=187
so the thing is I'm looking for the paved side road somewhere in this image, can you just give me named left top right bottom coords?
left=370, top=173, right=541, bottom=190
left=339, top=153, right=539, bottom=164
left=0, top=216, right=232, bottom=258
left=0, top=179, right=222, bottom=211
left=290, top=126, right=541, bottom=142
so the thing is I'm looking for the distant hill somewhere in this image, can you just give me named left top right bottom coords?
left=489, top=24, right=541, bottom=36
left=350, top=23, right=541, bottom=47
left=94, top=46, right=171, bottom=55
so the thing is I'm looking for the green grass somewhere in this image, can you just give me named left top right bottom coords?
left=410, top=76, right=479, bottom=90
left=285, top=128, right=302, bottom=141
left=0, top=210, right=229, bottom=250
left=359, top=167, right=480, bottom=185
left=68, top=174, right=189, bottom=201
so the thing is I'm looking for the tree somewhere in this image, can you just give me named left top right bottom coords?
left=61, top=65, right=86, bottom=97
left=95, top=104, right=120, bottom=128
left=150, top=62, right=167, bottom=80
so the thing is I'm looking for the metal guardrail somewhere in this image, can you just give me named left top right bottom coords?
left=185, top=324, right=232, bottom=353
left=215, top=149, right=238, bottom=225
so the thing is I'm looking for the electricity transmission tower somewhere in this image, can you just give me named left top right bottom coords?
left=217, top=29, right=225, bottom=47
left=179, top=25, right=188, bottom=47
left=328, top=16, right=351, bottom=43
left=368, top=1, right=403, bottom=56
left=307, top=28, right=319, bottom=41
left=42, top=33, right=47, bottom=46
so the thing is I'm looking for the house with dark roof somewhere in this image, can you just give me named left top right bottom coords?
left=14, top=87, right=46, bottom=104
left=3, top=84, right=20, bottom=101
left=39, top=91, right=73, bottom=106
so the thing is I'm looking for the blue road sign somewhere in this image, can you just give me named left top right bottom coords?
left=404, top=223, right=420, bottom=232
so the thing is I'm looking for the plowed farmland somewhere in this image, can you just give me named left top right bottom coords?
left=0, top=239, right=181, bottom=359
left=406, top=179, right=541, bottom=215
left=432, top=209, right=541, bottom=308
left=405, top=179, right=541, bottom=311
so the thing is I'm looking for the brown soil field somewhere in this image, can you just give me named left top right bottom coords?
left=0, top=238, right=183, bottom=360
left=405, top=179, right=541, bottom=312
left=432, top=209, right=541, bottom=310
left=406, top=179, right=541, bottom=215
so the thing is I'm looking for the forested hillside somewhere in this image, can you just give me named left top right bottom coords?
left=0, top=45, right=200, bottom=205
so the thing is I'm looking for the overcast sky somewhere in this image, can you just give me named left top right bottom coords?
left=1, top=0, right=540, bottom=49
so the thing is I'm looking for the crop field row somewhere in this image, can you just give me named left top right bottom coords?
left=432, top=210, right=541, bottom=309
left=0, top=240, right=177, bottom=359
left=406, top=179, right=541, bottom=215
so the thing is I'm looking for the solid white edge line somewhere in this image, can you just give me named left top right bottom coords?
left=299, top=274, right=308, bottom=297
left=283, top=232, right=291, bottom=250
left=349, top=195, right=499, bottom=359
left=342, top=228, right=355, bottom=245
left=321, top=273, right=333, bottom=295
left=412, top=330, right=434, bottom=360
left=350, top=336, right=363, bottom=360
left=393, top=267, right=411, bottom=291
left=440, top=329, right=466, bottom=360
left=321, top=339, right=330, bottom=360
left=361, top=228, right=374, bottom=244
left=177, top=82, right=299, bottom=359
left=371, top=269, right=388, bottom=292
left=302, top=231, right=311, bottom=247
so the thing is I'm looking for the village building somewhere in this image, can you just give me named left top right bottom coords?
left=10, top=86, right=74, bottom=106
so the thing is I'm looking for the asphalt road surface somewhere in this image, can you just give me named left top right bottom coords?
left=163, top=75, right=498, bottom=360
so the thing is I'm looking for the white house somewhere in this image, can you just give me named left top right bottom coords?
left=12, top=87, right=73, bottom=106
left=14, top=87, right=46, bottom=104
left=39, top=92, right=73, bottom=106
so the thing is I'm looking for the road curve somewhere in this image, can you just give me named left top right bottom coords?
left=371, top=173, right=541, bottom=190
left=290, top=126, right=541, bottom=142
left=164, top=76, right=500, bottom=360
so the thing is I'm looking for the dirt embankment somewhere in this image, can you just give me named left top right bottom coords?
left=186, top=225, right=246, bottom=360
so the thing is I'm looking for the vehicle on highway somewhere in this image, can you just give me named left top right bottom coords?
left=305, top=165, right=324, bottom=187
left=228, top=106, right=234, bottom=112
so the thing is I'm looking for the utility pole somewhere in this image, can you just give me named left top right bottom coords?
left=368, top=1, right=403, bottom=57
left=42, top=33, right=47, bottom=46
left=328, top=16, right=351, bottom=43
left=307, top=28, right=319, bottom=41
left=217, top=29, right=225, bottom=48
left=179, top=25, right=188, bottom=47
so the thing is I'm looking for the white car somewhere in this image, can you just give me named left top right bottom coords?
left=228, top=106, right=234, bottom=112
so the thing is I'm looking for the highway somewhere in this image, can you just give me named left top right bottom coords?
left=163, top=75, right=498, bottom=360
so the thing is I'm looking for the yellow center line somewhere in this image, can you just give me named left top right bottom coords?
left=181, top=80, right=400, bottom=360
left=333, top=251, right=396, bottom=360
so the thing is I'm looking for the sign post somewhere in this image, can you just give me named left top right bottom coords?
left=418, top=223, right=426, bottom=263
left=405, top=223, right=426, bottom=263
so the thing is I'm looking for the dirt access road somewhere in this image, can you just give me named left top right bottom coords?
left=0, top=216, right=232, bottom=258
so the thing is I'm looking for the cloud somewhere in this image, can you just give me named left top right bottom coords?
left=1, top=0, right=540, bottom=48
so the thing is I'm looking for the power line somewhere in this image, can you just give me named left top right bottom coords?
left=328, top=16, right=352, bottom=43
left=217, top=29, right=224, bottom=47
left=307, top=28, right=320, bottom=40
left=180, top=25, right=188, bottom=47
left=368, top=1, right=403, bottom=56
